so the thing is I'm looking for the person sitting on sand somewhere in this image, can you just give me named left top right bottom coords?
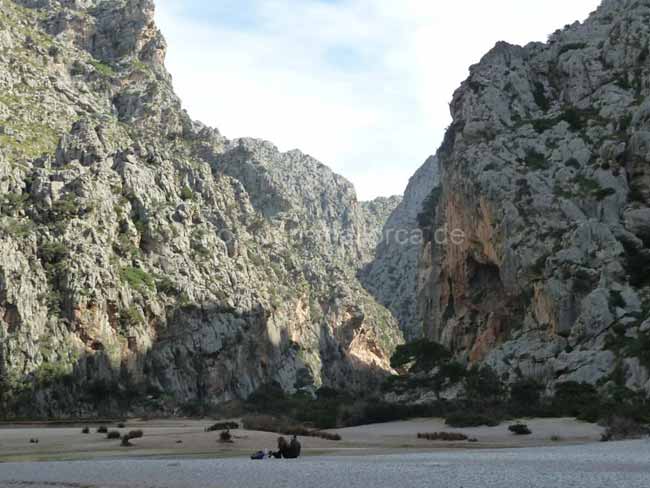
left=276, top=436, right=289, bottom=458
left=289, top=435, right=301, bottom=458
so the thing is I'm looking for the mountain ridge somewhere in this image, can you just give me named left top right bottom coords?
left=0, top=0, right=403, bottom=417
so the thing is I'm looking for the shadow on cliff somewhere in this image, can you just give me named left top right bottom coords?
left=1, top=300, right=388, bottom=419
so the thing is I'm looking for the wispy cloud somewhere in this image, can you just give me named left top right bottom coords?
left=156, top=0, right=601, bottom=200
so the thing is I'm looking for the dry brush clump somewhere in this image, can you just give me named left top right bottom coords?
left=315, top=432, right=342, bottom=441
left=106, top=430, right=121, bottom=439
left=508, top=424, right=532, bottom=435
left=206, top=422, right=239, bottom=432
left=601, top=416, right=649, bottom=442
left=417, top=432, right=469, bottom=441
left=242, top=415, right=342, bottom=441
left=120, top=430, right=144, bottom=447
left=445, top=414, right=500, bottom=428
left=219, top=430, right=234, bottom=443
left=128, top=430, right=144, bottom=439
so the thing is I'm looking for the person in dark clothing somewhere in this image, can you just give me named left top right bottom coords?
left=277, top=436, right=289, bottom=458
left=288, top=435, right=301, bottom=458
left=269, top=435, right=302, bottom=459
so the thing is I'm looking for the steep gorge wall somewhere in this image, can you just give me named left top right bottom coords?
left=361, top=156, right=439, bottom=340
left=417, top=0, right=650, bottom=394
left=0, top=0, right=402, bottom=417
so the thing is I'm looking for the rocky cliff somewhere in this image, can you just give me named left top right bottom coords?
left=361, top=157, right=439, bottom=340
left=0, top=0, right=403, bottom=417
left=417, top=0, right=650, bottom=394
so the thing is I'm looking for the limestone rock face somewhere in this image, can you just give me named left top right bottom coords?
left=0, top=0, right=402, bottom=417
left=362, top=157, right=440, bottom=340
left=417, top=0, right=650, bottom=394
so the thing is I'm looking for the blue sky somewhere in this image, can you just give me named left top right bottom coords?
left=156, top=0, right=601, bottom=200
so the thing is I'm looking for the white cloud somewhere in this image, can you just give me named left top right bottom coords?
left=156, top=0, right=601, bottom=200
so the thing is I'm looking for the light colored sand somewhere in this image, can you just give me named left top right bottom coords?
left=0, top=417, right=604, bottom=463
left=329, top=417, right=603, bottom=446
left=1, top=440, right=649, bottom=488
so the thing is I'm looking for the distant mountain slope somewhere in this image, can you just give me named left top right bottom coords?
left=361, top=156, right=439, bottom=340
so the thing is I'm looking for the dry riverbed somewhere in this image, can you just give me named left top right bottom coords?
left=0, top=417, right=604, bottom=463
left=0, top=439, right=649, bottom=488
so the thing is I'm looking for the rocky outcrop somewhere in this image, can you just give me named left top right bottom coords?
left=417, top=0, right=650, bottom=394
left=0, top=0, right=402, bottom=417
left=359, top=195, right=402, bottom=263
left=362, top=157, right=439, bottom=340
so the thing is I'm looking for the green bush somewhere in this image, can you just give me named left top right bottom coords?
left=89, top=59, right=115, bottom=77
left=445, top=413, right=500, bottom=428
left=50, top=196, right=83, bottom=221
left=241, top=415, right=341, bottom=440
left=510, top=379, right=544, bottom=412
left=464, top=365, right=504, bottom=403
left=206, top=422, right=239, bottom=432
left=551, top=382, right=601, bottom=422
left=390, top=340, right=451, bottom=373
left=1, top=192, right=30, bottom=214
left=625, top=332, right=650, bottom=370
left=120, top=267, right=155, bottom=292
left=107, top=430, right=121, bottom=439
left=316, top=432, right=341, bottom=441
left=574, top=175, right=608, bottom=198
left=97, top=426, right=108, bottom=434
left=509, top=423, right=532, bottom=435
left=609, top=290, right=626, bottom=310
left=532, top=82, right=550, bottom=111
left=601, top=416, right=649, bottom=441
left=86, top=380, right=117, bottom=405
left=39, top=241, right=68, bottom=265
left=524, top=148, right=549, bottom=171
left=430, top=361, right=467, bottom=394
left=180, top=185, right=195, bottom=201
left=560, top=107, right=599, bottom=132
left=121, top=305, right=145, bottom=328
left=418, top=432, right=468, bottom=441
left=532, top=118, right=559, bottom=133
left=620, top=240, right=650, bottom=288
left=156, top=276, right=179, bottom=295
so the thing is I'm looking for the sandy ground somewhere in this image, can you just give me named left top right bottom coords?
left=1, top=440, right=648, bottom=488
left=0, top=417, right=604, bottom=463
